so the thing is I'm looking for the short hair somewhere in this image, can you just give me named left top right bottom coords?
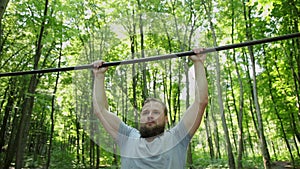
left=142, top=98, right=168, bottom=116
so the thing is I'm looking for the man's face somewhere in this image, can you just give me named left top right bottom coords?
left=139, top=101, right=168, bottom=138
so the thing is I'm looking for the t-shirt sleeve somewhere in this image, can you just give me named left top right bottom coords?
left=116, top=122, right=139, bottom=147
left=170, top=120, right=192, bottom=146
left=118, top=121, right=133, bottom=136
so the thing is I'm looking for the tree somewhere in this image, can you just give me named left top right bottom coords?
left=15, top=0, right=49, bottom=168
left=243, top=1, right=271, bottom=168
left=202, top=0, right=236, bottom=168
left=0, top=0, right=10, bottom=54
left=1, top=0, right=300, bottom=168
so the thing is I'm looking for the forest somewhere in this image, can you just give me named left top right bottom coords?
left=0, top=0, right=299, bottom=168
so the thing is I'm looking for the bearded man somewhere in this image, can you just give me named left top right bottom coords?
left=92, top=48, right=208, bottom=169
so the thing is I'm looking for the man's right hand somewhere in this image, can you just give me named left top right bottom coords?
left=93, top=60, right=108, bottom=76
left=190, top=48, right=207, bottom=63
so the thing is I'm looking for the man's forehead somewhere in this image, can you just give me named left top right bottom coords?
left=142, top=101, right=164, bottom=110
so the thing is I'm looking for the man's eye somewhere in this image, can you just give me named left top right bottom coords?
left=142, top=111, right=149, bottom=115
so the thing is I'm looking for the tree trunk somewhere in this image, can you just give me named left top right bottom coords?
left=0, top=0, right=9, bottom=24
left=46, top=56, right=60, bottom=168
left=204, top=105, right=214, bottom=159
left=137, top=0, right=148, bottom=101
left=75, top=114, right=80, bottom=164
left=230, top=2, right=244, bottom=166
left=211, top=98, right=221, bottom=158
left=130, top=9, right=139, bottom=129
left=244, top=106, right=255, bottom=155
left=292, top=135, right=300, bottom=158
left=286, top=33, right=300, bottom=143
left=0, top=78, right=15, bottom=154
left=184, top=54, right=193, bottom=168
left=0, top=0, right=10, bottom=54
left=15, top=76, right=39, bottom=169
left=90, top=139, right=95, bottom=168
left=241, top=49, right=262, bottom=159
left=289, top=2, right=300, bottom=127
left=203, top=0, right=236, bottom=168
left=96, top=145, right=100, bottom=168
left=263, top=46, right=295, bottom=163
left=243, top=2, right=271, bottom=168
left=45, top=21, right=63, bottom=167
left=233, top=49, right=244, bottom=169
left=81, top=132, right=85, bottom=165
left=248, top=38, right=271, bottom=169
left=15, top=1, right=48, bottom=168
left=3, top=88, right=24, bottom=168
left=162, top=17, right=173, bottom=125
left=224, top=82, right=237, bottom=152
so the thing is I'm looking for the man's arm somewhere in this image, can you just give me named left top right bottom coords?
left=182, top=48, right=208, bottom=137
left=93, top=60, right=122, bottom=140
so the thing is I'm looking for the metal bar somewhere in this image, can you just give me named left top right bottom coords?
left=1, top=32, right=299, bottom=77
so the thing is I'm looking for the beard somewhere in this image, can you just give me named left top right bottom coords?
left=139, top=122, right=165, bottom=138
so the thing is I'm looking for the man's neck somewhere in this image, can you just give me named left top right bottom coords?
left=144, top=132, right=164, bottom=142
left=145, top=136, right=156, bottom=142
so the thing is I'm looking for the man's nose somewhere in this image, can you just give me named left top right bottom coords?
left=147, top=112, right=154, bottom=120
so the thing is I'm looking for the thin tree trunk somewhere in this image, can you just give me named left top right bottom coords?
left=228, top=69, right=239, bottom=140
left=244, top=106, right=254, bottom=155
left=0, top=78, right=15, bottom=154
left=211, top=96, right=221, bottom=158
left=224, top=81, right=237, bottom=152
left=233, top=49, right=244, bottom=169
left=208, top=81, right=221, bottom=158
left=290, top=3, right=300, bottom=126
left=3, top=89, right=24, bottom=168
left=263, top=46, right=295, bottom=164
left=0, top=79, right=9, bottom=113
left=242, top=50, right=259, bottom=136
left=162, top=70, right=169, bottom=127
left=285, top=37, right=300, bottom=143
left=137, top=0, right=147, bottom=100
left=0, top=0, right=9, bottom=25
left=204, top=104, right=214, bottom=159
left=0, top=0, right=9, bottom=54
left=32, top=108, right=45, bottom=162
left=162, top=17, right=173, bottom=125
left=82, top=131, right=85, bottom=165
left=271, top=141, right=278, bottom=161
left=185, top=57, right=192, bottom=168
left=46, top=50, right=61, bottom=169
left=96, top=145, right=100, bottom=168
left=90, top=139, right=95, bottom=168
left=75, top=110, right=80, bottom=163
left=241, top=49, right=262, bottom=159
left=129, top=9, right=138, bottom=129
left=247, top=36, right=271, bottom=169
left=202, top=0, right=235, bottom=168
left=230, top=2, right=244, bottom=166
left=90, top=35, right=96, bottom=169
left=186, top=3, right=198, bottom=167
left=292, top=135, right=300, bottom=158
left=243, top=2, right=271, bottom=168
left=15, top=0, right=48, bottom=168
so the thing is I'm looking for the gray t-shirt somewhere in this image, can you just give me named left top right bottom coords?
left=116, top=121, right=192, bottom=169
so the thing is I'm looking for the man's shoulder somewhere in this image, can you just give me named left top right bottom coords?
left=119, top=122, right=140, bottom=137
left=166, top=121, right=192, bottom=141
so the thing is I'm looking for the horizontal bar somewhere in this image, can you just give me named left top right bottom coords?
left=0, top=32, right=299, bottom=77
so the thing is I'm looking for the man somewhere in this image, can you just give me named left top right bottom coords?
left=92, top=48, right=208, bottom=168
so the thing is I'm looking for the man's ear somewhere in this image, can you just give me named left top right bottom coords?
left=165, top=115, right=168, bottom=124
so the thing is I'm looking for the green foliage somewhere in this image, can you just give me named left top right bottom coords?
left=0, top=0, right=299, bottom=168
left=49, top=142, right=82, bottom=169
